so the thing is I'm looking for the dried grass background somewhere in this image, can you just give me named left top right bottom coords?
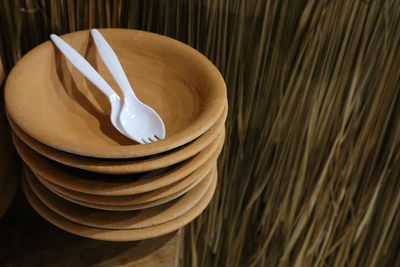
left=1, top=1, right=399, bottom=266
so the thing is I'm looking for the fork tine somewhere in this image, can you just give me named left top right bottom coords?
left=136, top=139, right=145, bottom=144
left=154, top=134, right=164, bottom=140
left=148, top=136, right=157, bottom=142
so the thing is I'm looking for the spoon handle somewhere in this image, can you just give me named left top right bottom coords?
left=90, top=29, right=138, bottom=100
left=50, top=34, right=120, bottom=102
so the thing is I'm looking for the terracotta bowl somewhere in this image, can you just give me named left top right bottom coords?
left=15, top=131, right=224, bottom=195
left=34, top=166, right=214, bottom=211
left=25, top=165, right=214, bottom=225
left=9, top=106, right=227, bottom=174
left=5, top=29, right=226, bottom=158
left=22, top=166, right=217, bottom=241
left=34, top=154, right=216, bottom=206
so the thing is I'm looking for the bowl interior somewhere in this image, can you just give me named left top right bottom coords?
left=6, top=29, right=226, bottom=158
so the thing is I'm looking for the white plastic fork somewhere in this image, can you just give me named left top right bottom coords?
left=50, top=34, right=126, bottom=138
left=90, top=29, right=165, bottom=144
left=50, top=32, right=166, bottom=144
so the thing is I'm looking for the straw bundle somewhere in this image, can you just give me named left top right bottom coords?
left=0, top=1, right=399, bottom=266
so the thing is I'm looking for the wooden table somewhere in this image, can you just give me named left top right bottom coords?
left=0, top=189, right=183, bottom=267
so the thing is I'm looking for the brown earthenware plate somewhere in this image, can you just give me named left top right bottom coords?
left=5, top=29, right=226, bottom=159
left=22, top=166, right=217, bottom=241
left=15, top=131, right=224, bottom=195
left=34, top=153, right=216, bottom=206
left=33, top=165, right=214, bottom=211
left=8, top=107, right=226, bottom=174
left=24, top=165, right=215, bottom=229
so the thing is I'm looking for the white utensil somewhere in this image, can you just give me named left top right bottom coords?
left=50, top=33, right=165, bottom=144
left=90, top=29, right=165, bottom=143
left=50, top=34, right=125, bottom=137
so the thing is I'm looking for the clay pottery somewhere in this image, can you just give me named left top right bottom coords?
left=21, top=166, right=218, bottom=241
left=14, top=131, right=224, bottom=195
left=33, top=154, right=217, bottom=206
left=5, top=29, right=227, bottom=158
left=8, top=107, right=227, bottom=174
left=24, top=165, right=215, bottom=229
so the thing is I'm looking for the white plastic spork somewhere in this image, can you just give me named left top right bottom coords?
left=50, top=31, right=166, bottom=144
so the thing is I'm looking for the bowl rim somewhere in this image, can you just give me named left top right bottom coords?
left=21, top=166, right=217, bottom=241
left=5, top=28, right=227, bottom=158
left=15, top=129, right=225, bottom=195
left=25, top=165, right=214, bottom=229
left=8, top=106, right=227, bottom=174
left=37, top=155, right=215, bottom=205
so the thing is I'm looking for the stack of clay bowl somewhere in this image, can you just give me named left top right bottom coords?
left=4, top=29, right=227, bottom=241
